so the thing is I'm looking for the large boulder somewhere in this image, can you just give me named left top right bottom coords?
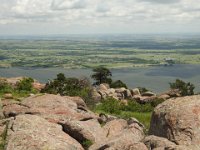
left=3, top=94, right=97, bottom=122
left=142, top=91, right=156, bottom=97
left=91, top=89, right=102, bottom=102
left=90, top=119, right=145, bottom=150
left=149, top=95, right=200, bottom=146
left=143, top=135, right=177, bottom=150
left=6, top=114, right=84, bottom=150
left=131, top=88, right=141, bottom=96
left=59, top=119, right=105, bottom=144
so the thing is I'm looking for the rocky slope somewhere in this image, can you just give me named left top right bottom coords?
left=1, top=85, right=200, bottom=149
left=0, top=94, right=147, bottom=150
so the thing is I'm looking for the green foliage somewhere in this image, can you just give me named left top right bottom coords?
left=16, top=77, right=34, bottom=91
left=0, top=122, right=8, bottom=150
left=95, top=97, right=124, bottom=114
left=91, top=67, right=112, bottom=85
left=110, top=80, right=127, bottom=89
left=0, top=77, right=38, bottom=100
left=41, top=73, right=92, bottom=102
left=0, top=79, right=12, bottom=94
left=94, top=97, right=166, bottom=131
left=123, top=101, right=153, bottom=112
left=119, top=111, right=152, bottom=131
left=169, top=79, right=195, bottom=96
left=150, top=98, right=165, bottom=107
left=137, top=87, right=149, bottom=94
left=81, top=140, right=93, bottom=150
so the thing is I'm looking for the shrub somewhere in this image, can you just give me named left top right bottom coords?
left=150, top=98, right=165, bottom=107
left=137, top=87, right=149, bottom=94
left=95, top=97, right=124, bottom=114
left=16, top=77, right=34, bottom=91
left=169, top=79, right=195, bottom=96
left=124, top=100, right=154, bottom=112
left=0, top=79, right=12, bottom=93
left=110, top=80, right=127, bottom=89
left=41, top=73, right=93, bottom=103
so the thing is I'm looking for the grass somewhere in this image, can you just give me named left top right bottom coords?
left=95, top=109, right=152, bottom=133
left=0, top=123, right=8, bottom=150
left=93, top=97, right=164, bottom=132
left=119, top=111, right=152, bottom=131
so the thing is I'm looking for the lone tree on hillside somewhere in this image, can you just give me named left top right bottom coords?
left=91, top=67, right=112, bottom=85
left=169, top=79, right=195, bottom=96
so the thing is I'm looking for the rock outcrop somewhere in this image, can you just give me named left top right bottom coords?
left=6, top=115, right=84, bottom=150
left=92, top=84, right=157, bottom=104
left=149, top=95, right=200, bottom=148
left=3, top=94, right=97, bottom=123
left=0, top=93, right=147, bottom=150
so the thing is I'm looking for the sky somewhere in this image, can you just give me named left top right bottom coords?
left=0, top=0, right=200, bottom=35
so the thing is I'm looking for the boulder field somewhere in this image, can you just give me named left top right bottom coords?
left=1, top=94, right=200, bottom=150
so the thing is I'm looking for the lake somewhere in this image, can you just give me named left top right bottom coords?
left=0, top=64, right=200, bottom=93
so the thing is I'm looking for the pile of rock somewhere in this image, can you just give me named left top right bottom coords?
left=92, top=83, right=157, bottom=103
left=0, top=94, right=148, bottom=150
left=1, top=91, right=200, bottom=149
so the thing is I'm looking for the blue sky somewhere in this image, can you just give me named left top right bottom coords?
left=0, top=0, right=200, bottom=35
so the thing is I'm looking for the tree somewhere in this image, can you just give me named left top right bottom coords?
left=91, top=67, right=112, bottom=85
left=110, top=80, right=127, bottom=88
left=169, top=79, right=195, bottom=96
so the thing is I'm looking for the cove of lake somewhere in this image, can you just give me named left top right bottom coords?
left=0, top=64, right=200, bottom=93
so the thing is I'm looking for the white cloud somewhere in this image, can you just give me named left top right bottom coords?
left=0, top=0, right=200, bottom=34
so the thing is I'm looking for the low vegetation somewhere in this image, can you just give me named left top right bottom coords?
left=170, top=79, right=195, bottom=96
left=94, top=97, right=165, bottom=131
left=0, top=77, right=37, bottom=99
left=41, top=73, right=93, bottom=104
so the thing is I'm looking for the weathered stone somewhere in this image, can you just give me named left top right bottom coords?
left=3, top=94, right=13, bottom=99
left=149, top=95, right=200, bottom=146
left=143, top=135, right=177, bottom=150
left=32, top=82, right=45, bottom=91
left=3, top=94, right=97, bottom=122
left=123, top=89, right=132, bottom=99
left=131, top=88, right=141, bottom=96
left=158, top=94, right=170, bottom=100
left=3, top=103, right=29, bottom=118
left=115, top=87, right=126, bottom=93
left=6, top=114, right=84, bottom=150
left=98, top=90, right=107, bottom=99
left=99, top=84, right=109, bottom=91
left=64, top=96, right=87, bottom=108
left=91, top=89, right=102, bottom=102
left=59, top=119, right=105, bottom=144
left=90, top=119, right=145, bottom=150
left=142, top=91, right=156, bottom=97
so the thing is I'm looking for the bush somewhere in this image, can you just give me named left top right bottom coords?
left=169, top=79, right=195, bottom=96
left=41, top=73, right=92, bottom=103
left=110, top=80, right=127, bottom=89
left=16, top=77, right=34, bottom=91
left=150, top=98, right=165, bottom=107
left=124, top=100, right=154, bottom=112
left=95, top=97, right=124, bottom=114
left=0, top=79, right=12, bottom=93
left=137, top=87, right=149, bottom=94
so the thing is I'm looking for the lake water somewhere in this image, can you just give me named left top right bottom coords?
left=0, top=64, right=200, bottom=93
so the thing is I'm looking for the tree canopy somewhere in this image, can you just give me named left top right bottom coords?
left=91, top=67, right=112, bottom=85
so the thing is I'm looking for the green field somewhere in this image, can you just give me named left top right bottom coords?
left=0, top=35, right=200, bottom=68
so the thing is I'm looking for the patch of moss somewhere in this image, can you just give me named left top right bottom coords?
left=81, top=139, right=93, bottom=150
